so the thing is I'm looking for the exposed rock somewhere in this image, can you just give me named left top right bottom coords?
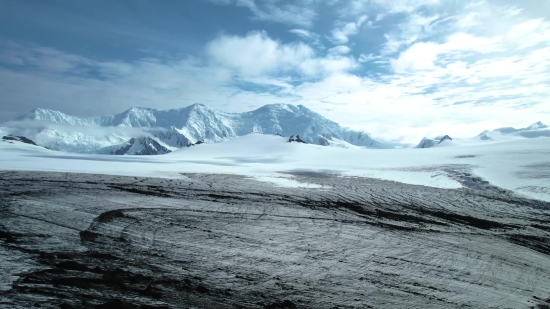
left=437, top=135, right=453, bottom=144
left=416, top=135, right=452, bottom=148
left=188, top=140, right=204, bottom=147
left=103, top=137, right=172, bottom=155
left=153, top=127, right=192, bottom=147
left=288, top=135, right=307, bottom=144
left=2, top=135, right=39, bottom=146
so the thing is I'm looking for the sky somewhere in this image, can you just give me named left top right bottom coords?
left=0, top=0, right=549, bottom=143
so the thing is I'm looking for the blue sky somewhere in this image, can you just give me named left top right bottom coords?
left=0, top=0, right=549, bottom=142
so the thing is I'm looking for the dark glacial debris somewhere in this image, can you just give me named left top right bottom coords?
left=508, top=235, right=550, bottom=256
left=96, top=209, right=127, bottom=223
left=94, top=300, right=136, bottom=309
left=0, top=229, right=18, bottom=243
left=56, top=261, right=92, bottom=272
left=108, top=185, right=172, bottom=197
left=1, top=171, right=550, bottom=308
left=531, top=296, right=550, bottom=309
left=265, top=300, right=297, bottom=309
left=455, top=155, right=476, bottom=159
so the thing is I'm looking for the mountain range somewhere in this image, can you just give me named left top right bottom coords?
left=416, top=121, right=549, bottom=148
left=5, top=104, right=389, bottom=154
left=4, top=104, right=548, bottom=155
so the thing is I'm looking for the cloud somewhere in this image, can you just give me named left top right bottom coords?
left=1, top=0, right=549, bottom=145
left=337, top=0, right=440, bottom=18
left=207, top=31, right=314, bottom=77
left=208, top=0, right=320, bottom=27
left=289, top=29, right=315, bottom=40
left=358, top=53, right=384, bottom=63
left=381, top=13, right=441, bottom=56
left=391, top=42, right=439, bottom=73
left=330, top=15, right=368, bottom=44
left=3, top=119, right=160, bottom=137
left=327, top=45, right=351, bottom=55
left=207, top=31, right=356, bottom=79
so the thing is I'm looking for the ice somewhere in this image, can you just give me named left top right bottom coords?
left=252, top=174, right=326, bottom=188
left=1, top=171, right=549, bottom=308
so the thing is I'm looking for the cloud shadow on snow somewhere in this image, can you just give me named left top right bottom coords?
left=216, top=156, right=286, bottom=164
left=23, top=154, right=172, bottom=164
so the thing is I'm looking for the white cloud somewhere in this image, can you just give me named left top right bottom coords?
left=207, top=31, right=314, bottom=77
left=391, top=42, right=440, bottom=73
left=300, top=56, right=357, bottom=78
left=207, top=31, right=356, bottom=79
left=338, top=0, right=440, bottom=18
left=391, top=32, right=504, bottom=73
left=288, top=29, right=324, bottom=48
left=358, top=53, right=383, bottom=63
left=208, top=0, right=320, bottom=27
left=381, top=13, right=441, bottom=55
left=327, top=45, right=351, bottom=55
left=330, top=15, right=368, bottom=44
left=289, top=29, right=315, bottom=40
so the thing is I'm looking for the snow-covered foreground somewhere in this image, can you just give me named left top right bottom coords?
left=1, top=171, right=549, bottom=308
left=1, top=134, right=549, bottom=201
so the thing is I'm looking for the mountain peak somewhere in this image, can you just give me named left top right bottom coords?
left=254, top=103, right=298, bottom=112
left=28, top=108, right=48, bottom=113
left=527, top=121, right=548, bottom=130
left=23, top=108, right=60, bottom=116
left=121, top=106, right=155, bottom=113
left=14, top=108, right=83, bottom=124
left=187, top=103, right=211, bottom=110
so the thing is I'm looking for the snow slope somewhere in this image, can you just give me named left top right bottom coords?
left=7, top=104, right=390, bottom=152
left=416, top=121, right=550, bottom=148
left=478, top=121, right=550, bottom=140
left=1, top=133, right=549, bottom=201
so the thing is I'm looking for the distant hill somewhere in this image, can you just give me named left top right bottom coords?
left=415, top=122, right=549, bottom=148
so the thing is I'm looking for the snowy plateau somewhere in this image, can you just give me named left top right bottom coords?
left=1, top=105, right=550, bottom=309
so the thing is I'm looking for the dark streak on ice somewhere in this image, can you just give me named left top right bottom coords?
left=0, top=171, right=550, bottom=309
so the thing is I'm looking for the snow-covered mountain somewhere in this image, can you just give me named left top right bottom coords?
left=477, top=121, right=550, bottom=140
left=7, top=104, right=390, bottom=154
left=99, top=137, right=173, bottom=155
left=416, top=135, right=452, bottom=148
left=416, top=121, right=549, bottom=148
